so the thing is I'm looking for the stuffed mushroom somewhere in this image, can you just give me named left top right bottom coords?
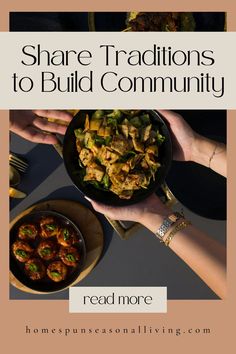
left=59, top=246, right=80, bottom=267
left=25, top=258, right=46, bottom=280
left=47, top=261, right=67, bottom=282
left=12, top=240, right=34, bottom=262
left=57, top=227, right=78, bottom=247
left=40, top=217, right=59, bottom=238
left=37, top=240, right=58, bottom=261
left=18, top=223, right=38, bottom=241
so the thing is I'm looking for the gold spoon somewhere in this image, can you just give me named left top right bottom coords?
left=9, top=187, right=26, bottom=199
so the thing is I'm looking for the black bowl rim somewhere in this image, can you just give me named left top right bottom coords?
left=10, top=209, right=86, bottom=293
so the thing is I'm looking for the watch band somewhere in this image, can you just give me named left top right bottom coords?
left=155, top=212, right=183, bottom=241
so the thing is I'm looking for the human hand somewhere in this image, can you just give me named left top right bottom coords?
left=10, top=110, right=73, bottom=144
left=157, top=110, right=197, bottom=162
left=86, top=193, right=170, bottom=232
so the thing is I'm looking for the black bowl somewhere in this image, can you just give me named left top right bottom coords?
left=10, top=210, right=86, bottom=293
left=63, top=110, right=172, bottom=206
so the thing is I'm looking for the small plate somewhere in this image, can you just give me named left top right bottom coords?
left=10, top=210, right=86, bottom=293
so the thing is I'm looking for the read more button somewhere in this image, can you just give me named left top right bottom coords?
left=69, top=287, right=167, bottom=313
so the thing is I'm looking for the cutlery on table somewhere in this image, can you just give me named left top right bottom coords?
left=9, top=153, right=28, bottom=173
left=9, top=187, right=26, bottom=199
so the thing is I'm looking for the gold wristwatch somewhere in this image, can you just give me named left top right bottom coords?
left=155, top=212, right=183, bottom=241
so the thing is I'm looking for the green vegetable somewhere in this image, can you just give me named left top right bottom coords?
left=119, top=151, right=136, bottom=162
left=65, top=254, right=76, bottom=262
left=40, top=248, right=52, bottom=256
left=46, top=224, right=57, bottom=231
left=78, top=158, right=84, bottom=168
left=21, top=227, right=33, bottom=236
left=140, top=114, right=150, bottom=125
left=92, top=110, right=105, bottom=119
left=106, top=110, right=123, bottom=120
left=107, top=117, right=118, bottom=128
left=106, top=110, right=123, bottom=127
left=15, top=249, right=28, bottom=258
left=50, top=271, right=61, bottom=278
left=121, top=110, right=140, bottom=117
left=84, top=133, right=96, bottom=149
left=95, top=135, right=106, bottom=145
left=102, top=174, right=110, bottom=189
left=29, top=263, right=39, bottom=272
left=74, top=128, right=84, bottom=140
left=104, top=136, right=112, bottom=145
left=63, top=229, right=70, bottom=241
left=130, top=116, right=142, bottom=128
left=157, top=133, right=165, bottom=145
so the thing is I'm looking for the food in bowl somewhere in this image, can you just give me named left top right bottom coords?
left=74, top=110, right=166, bottom=199
left=59, top=246, right=80, bottom=267
left=25, top=258, right=46, bottom=280
left=57, top=226, right=78, bottom=247
left=11, top=212, right=84, bottom=286
left=127, top=12, right=195, bottom=31
left=47, top=261, right=68, bottom=282
left=18, top=223, right=38, bottom=240
left=12, top=240, right=34, bottom=262
left=40, top=216, right=59, bottom=238
left=37, top=240, right=58, bottom=261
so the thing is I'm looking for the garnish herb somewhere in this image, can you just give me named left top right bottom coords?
left=41, top=247, right=52, bottom=256
left=29, top=264, right=39, bottom=272
left=15, top=249, right=27, bottom=258
left=50, top=271, right=60, bottom=278
left=65, top=254, right=76, bottom=262
left=46, top=224, right=57, bottom=231
left=22, top=227, right=33, bottom=236
left=63, top=229, right=70, bottom=241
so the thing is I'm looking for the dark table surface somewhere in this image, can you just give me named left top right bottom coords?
left=10, top=111, right=226, bottom=300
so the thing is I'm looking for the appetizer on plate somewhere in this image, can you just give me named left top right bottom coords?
left=47, top=261, right=68, bottom=282
left=57, top=227, right=78, bottom=247
left=10, top=211, right=85, bottom=290
left=12, top=240, right=34, bottom=262
left=59, top=246, right=80, bottom=267
left=40, top=217, right=59, bottom=238
left=37, top=240, right=58, bottom=261
left=18, top=223, right=38, bottom=240
left=25, top=258, right=46, bottom=280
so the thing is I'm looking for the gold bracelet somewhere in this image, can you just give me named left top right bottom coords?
left=164, top=220, right=191, bottom=247
left=209, top=142, right=225, bottom=169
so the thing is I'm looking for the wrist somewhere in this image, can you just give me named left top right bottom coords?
left=191, top=134, right=211, bottom=166
left=140, top=207, right=170, bottom=233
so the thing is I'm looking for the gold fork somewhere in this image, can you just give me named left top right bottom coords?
left=9, top=153, right=28, bottom=173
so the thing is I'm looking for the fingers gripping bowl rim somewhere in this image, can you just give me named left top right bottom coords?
left=63, top=110, right=172, bottom=206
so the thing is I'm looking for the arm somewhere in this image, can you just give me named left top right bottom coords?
left=140, top=203, right=226, bottom=299
left=192, top=134, right=226, bottom=177
left=158, top=110, right=226, bottom=177
left=87, top=194, right=226, bottom=299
